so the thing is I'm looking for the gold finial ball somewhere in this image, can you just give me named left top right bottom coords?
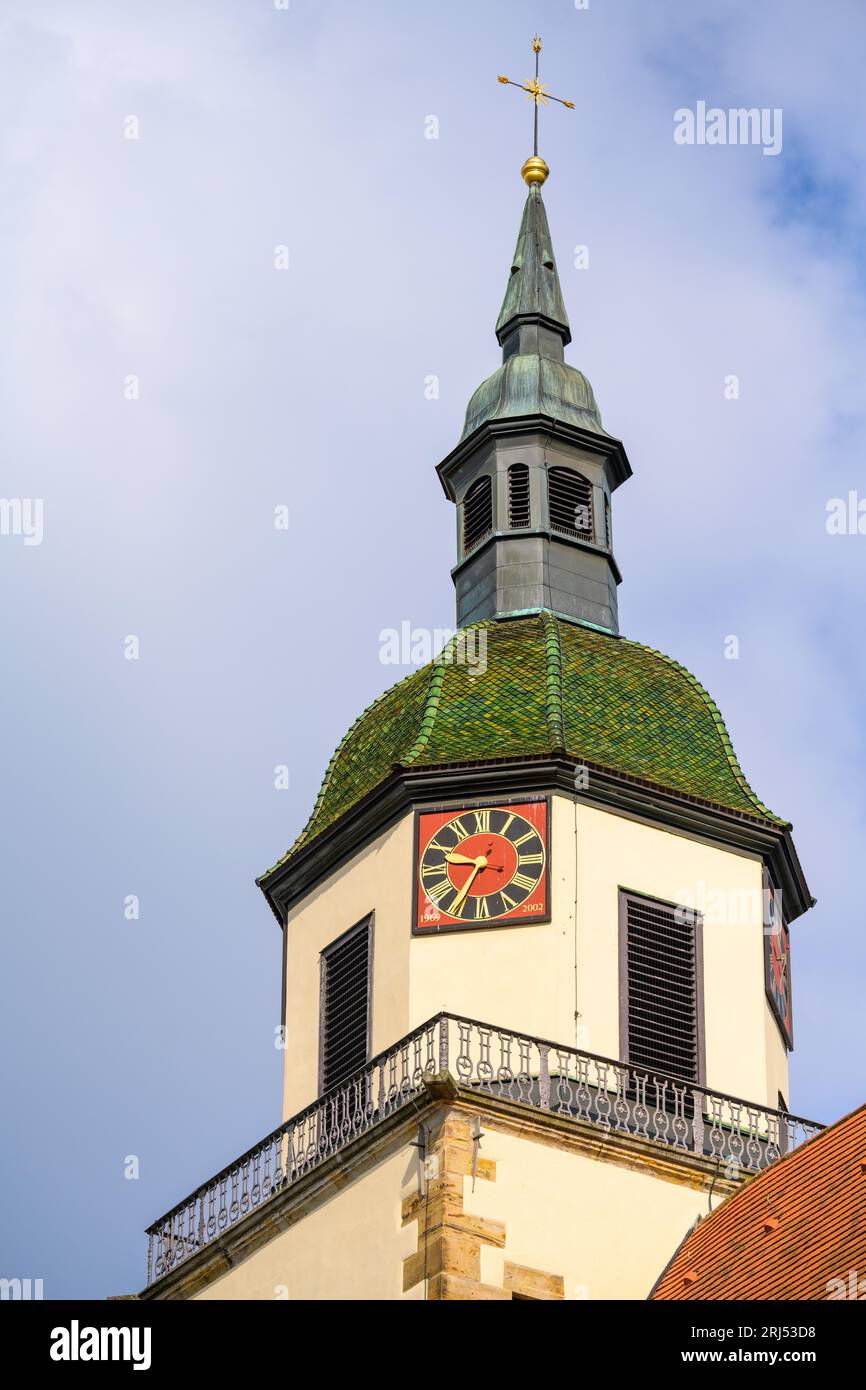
left=521, top=155, right=549, bottom=187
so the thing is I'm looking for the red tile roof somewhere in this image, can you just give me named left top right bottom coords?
left=652, top=1102, right=866, bottom=1301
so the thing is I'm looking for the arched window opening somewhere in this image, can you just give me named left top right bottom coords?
left=548, top=467, right=594, bottom=542
left=507, top=463, right=530, bottom=529
left=462, top=476, right=493, bottom=554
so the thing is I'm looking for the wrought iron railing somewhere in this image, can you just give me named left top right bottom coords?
left=144, top=1012, right=822, bottom=1286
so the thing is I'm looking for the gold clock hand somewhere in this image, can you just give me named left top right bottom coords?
left=444, top=852, right=481, bottom=867
left=451, top=866, right=480, bottom=911
left=451, top=856, right=487, bottom=911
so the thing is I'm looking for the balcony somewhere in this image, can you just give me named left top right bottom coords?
left=144, top=1012, right=823, bottom=1288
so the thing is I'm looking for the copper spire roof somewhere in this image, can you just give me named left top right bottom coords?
left=459, top=185, right=609, bottom=443
left=495, top=185, right=571, bottom=346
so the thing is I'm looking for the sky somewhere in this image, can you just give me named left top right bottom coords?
left=1, top=0, right=864, bottom=1299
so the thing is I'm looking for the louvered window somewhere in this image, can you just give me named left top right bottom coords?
left=462, top=476, right=493, bottom=554
left=548, top=466, right=594, bottom=541
left=604, top=495, right=612, bottom=550
left=319, top=916, right=372, bottom=1093
left=620, top=892, right=703, bottom=1084
left=507, top=462, right=530, bottom=528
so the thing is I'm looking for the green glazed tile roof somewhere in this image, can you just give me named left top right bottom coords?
left=259, top=613, right=785, bottom=880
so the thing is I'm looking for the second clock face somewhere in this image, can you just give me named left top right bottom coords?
left=764, top=886, right=793, bottom=1049
left=415, top=800, right=548, bottom=931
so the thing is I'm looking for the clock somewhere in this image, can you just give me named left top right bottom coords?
left=764, top=879, right=793, bottom=1048
left=414, top=799, right=549, bottom=933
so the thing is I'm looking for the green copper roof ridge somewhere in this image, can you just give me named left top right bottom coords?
left=540, top=610, right=566, bottom=752
left=401, top=629, right=473, bottom=766
left=256, top=662, right=435, bottom=884
left=625, top=637, right=786, bottom=827
left=492, top=606, right=618, bottom=636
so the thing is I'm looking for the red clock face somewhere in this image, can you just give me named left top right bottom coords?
left=415, top=800, right=548, bottom=932
left=764, top=883, right=793, bottom=1048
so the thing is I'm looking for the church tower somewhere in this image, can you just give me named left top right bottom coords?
left=141, top=42, right=819, bottom=1303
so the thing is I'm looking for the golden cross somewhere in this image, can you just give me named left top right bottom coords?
left=498, top=35, right=574, bottom=185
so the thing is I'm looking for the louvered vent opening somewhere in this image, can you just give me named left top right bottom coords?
left=625, top=896, right=699, bottom=1084
left=605, top=495, right=612, bottom=550
left=462, top=476, right=493, bottom=554
left=548, top=466, right=594, bottom=541
left=508, top=463, right=530, bottom=528
left=320, top=919, right=371, bottom=1093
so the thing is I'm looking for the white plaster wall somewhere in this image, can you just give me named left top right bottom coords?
left=193, top=1142, right=420, bottom=1301
left=472, top=1125, right=713, bottom=1300
left=283, top=794, right=788, bottom=1120
left=282, top=815, right=414, bottom=1117
left=574, top=800, right=787, bottom=1107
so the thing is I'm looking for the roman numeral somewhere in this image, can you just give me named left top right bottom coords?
left=426, top=879, right=452, bottom=904
left=513, top=831, right=535, bottom=847
left=474, top=897, right=490, bottom=919
left=511, top=872, right=537, bottom=892
left=499, top=891, right=517, bottom=912
left=472, top=809, right=491, bottom=834
left=450, top=817, right=469, bottom=840
left=421, top=861, right=444, bottom=877
left=518, top=852, right=544, bottom=866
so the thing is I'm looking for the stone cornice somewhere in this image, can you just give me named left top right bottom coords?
left=258, top=756, right=814, bottom=927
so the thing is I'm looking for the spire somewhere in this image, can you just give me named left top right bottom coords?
left=458, top=185, right=603, bottom=444
left=494, top=36, right=575, bottom=358
left=434, top=38, right=632, bottom=637
left=495, top=186, right=571, bottom=358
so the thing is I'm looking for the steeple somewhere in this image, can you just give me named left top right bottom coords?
left=495, top=185, right=571, bottom=361
left=436, top=181, right=632, bottom=635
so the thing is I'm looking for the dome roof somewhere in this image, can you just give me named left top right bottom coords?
left=260, top=613, right=784, bottom=879
left=461, top=352, right=607, bottom=442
